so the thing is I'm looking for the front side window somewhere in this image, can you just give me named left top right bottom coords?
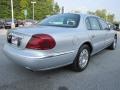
left=98, top=19, right=109, bottom=30
left=89, top=17, right=101, bottom=30
left=39, top=14, right=80, bottom=28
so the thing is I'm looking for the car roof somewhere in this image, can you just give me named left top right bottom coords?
left=57, top=13, right=100, bottom=19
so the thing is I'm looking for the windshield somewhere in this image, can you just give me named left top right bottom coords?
left=6, top=19, right=16, bottom=22
left=39, top=13, right=80, bottom=28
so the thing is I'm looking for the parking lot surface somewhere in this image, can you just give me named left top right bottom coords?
left=0, top=29, right=120, bottom=90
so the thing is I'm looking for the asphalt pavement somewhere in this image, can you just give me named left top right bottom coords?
left=0, top=29, right=120, bottom=90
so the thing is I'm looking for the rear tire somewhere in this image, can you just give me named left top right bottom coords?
left=72, top=45, right=91, bottom=72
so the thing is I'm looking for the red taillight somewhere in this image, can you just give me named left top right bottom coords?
left=26, top=34, right=56, bottom=50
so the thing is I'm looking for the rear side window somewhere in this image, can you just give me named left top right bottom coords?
left=89, top=17, right=101, bottom=30
left=86, top=18, right=91, bottom=30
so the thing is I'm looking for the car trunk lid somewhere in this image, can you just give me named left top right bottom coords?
left=7, top=25, right=74, bottom=49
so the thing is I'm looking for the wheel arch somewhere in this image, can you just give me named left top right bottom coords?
left=81, top=41, right=93, bottom=54
left=115, top=34, right=117, bottom=39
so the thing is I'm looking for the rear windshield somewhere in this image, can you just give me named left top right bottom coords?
left=39, top=13, right=80, bottom=28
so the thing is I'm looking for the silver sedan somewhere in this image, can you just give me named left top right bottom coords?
left=3, top=13, right=117, bottom=72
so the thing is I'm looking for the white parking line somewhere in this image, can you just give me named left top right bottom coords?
left=0, top=29, right=7, bottom=35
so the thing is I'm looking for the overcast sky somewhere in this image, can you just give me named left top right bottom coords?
left=54, top=0, right=120, bottom=21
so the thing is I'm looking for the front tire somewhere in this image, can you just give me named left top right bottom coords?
left=72, top=45, right=91, bottom=72
left=109, top=36, right=117, bottom=50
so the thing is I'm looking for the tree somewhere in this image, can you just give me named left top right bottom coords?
left=95, top=9, right=107, bottom=20
left=0, top=0, right=60, bottom=20
left=0, top=0, right=11, bottom=19
left=87, top=9, right=115, bottom=23
left=14, top=0, right=21, bottom=19
left=34, top=0, right=54, bottom=20
left=53, top=2, right=60, bottom=14
left=107, top=14, right=114, bottom=23
left=19, top=0, right=29, bottom=19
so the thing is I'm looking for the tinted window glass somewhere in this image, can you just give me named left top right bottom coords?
left=99, top=19, right=109, bottom=30
left=86, top=18, right=91, bottom=30
left=89, top=17, right=101, bottom=30
left=39, top=14, right=80, bottom=28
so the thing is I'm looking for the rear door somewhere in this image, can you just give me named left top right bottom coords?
left=86, top=16, right=106, bottom=54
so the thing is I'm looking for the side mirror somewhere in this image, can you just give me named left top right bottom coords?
left=107, top=25, right=111, bottom=30
left=104, top=26, right=110, bottom=30
left=114, top=24, right=119, bottom=30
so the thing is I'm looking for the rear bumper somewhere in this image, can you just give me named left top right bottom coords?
left=5, top=24, right=18, bottom=28
left=5, top=25, right=11, bottom=29
left=3, top=44, right=75, bottom=71
left=0, top=25, right=4, bottom=28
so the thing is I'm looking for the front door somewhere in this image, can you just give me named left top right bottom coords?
left=98, top=18, right=114, bottom=46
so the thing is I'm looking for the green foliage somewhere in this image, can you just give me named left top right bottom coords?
left=34, top=0, right=53, bottom=20
left=95, top=9, right=107, bottom=19
left=0, top=0, right=11, bottom=19
left=20, top=0, right=28, bottom=9
left=87, top=9, right=115, bottom=23
left=107, top=14, right=114, bottom=23
left=53, top=2, right=60, bottom=14
left=0, top=0, right=60, bottom=20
